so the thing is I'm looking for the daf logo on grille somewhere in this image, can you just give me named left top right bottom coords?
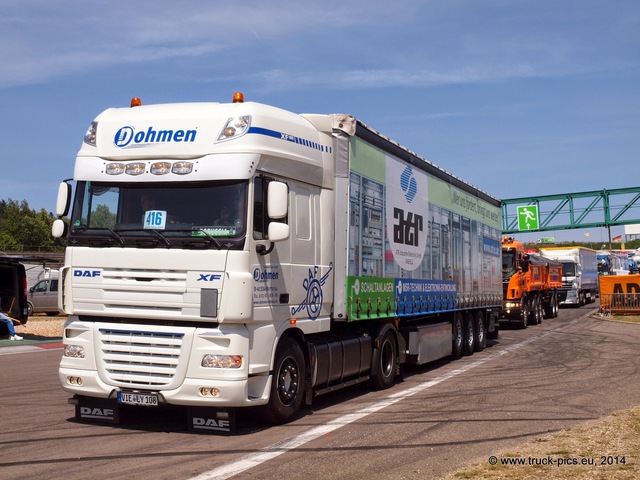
left=74, top=269, right=101, bottom=277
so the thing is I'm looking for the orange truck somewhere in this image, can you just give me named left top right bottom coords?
left=499, top=236, right=562, bottom=328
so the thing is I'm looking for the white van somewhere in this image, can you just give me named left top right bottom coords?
left=27, top=272, right=60, bottom=316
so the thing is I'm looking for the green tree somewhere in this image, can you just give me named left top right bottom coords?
left=0, top=198, right=58, bottom=251
left=90, top=204, right=117, bottom=229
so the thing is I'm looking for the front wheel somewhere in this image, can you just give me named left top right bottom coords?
left=259, top=337, right=306, bottom=425
left=27, top=301, right=34, bottom=316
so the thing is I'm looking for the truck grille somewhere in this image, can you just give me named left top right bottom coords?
left=99, top=327, right=185, bottom=387
left=72, top=267, right=204, bottom=319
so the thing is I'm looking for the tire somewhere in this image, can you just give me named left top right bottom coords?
left=487, top=322, right=499, bottom=340
left=553, top=293, right=559, bottom=317
left=27, top=301, right=33, bottom=316
left=451, top=312, right=464, bottom=358
left=519, top=295, right=529, bottom=329
left=370, top=329, right=398, bottom=390
left=544, top=292, right=556, bottom=319
left=260, top=337, right=306, bottom=425
left=463, top=313, right=475, bottom=356
left=533, top=297, right=543, bottom=325
left=473, top=311, right=486, bottom=352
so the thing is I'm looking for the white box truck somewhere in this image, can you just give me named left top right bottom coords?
left=52, top=93, right=503, bottom=432
left=539, top=247, right=598, bottom=306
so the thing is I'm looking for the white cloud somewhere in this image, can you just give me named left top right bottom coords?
left=1, top=0, right=638, bottom=91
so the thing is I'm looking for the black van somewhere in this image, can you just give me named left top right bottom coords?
left=0, top=256, right=29, bottom=335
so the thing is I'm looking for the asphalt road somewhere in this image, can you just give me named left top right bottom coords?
left=2, top=303, right=639, bottom=480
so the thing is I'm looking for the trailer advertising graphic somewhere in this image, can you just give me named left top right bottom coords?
left=385, top=160, right=429, bottom=271
left=346, top=136, right=501, bottom=320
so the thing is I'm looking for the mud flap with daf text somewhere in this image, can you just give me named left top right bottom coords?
left=70, top=396, right=120, bottom=424
left=70, top=395, right=237, bottom=434
left=187, top=407, right=236, bottom=435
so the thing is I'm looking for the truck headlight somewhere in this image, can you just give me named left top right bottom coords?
left=64, top=345, right=85, bottom=358
left=216, top=116, right=251, bottom=142
left=201, top=354, right=242, bottom=369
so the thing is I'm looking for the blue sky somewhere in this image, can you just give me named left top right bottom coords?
left=1, top=0, right=639, bottom=242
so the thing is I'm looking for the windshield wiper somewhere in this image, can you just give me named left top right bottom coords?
left=185, top=229, right=222, bottom=250
left=146, top=229, right=172, bottom=248
left=106, top=227, right=126, bottom=247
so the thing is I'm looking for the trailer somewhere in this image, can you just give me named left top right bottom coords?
left=52, top=93, right=503, bottom=432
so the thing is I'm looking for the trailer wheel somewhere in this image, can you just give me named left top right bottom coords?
left=451, top=312, right=464, bottom=358
left=487, top=320, right=499, bottom=340
left=552, top=293, right=559, bottom=317
left=473, top=311, right=486, bottom=352
left=260, top=337, right=306, bottom=425
left=463, top=313, right=475, bottom=356
left=370, top=329, right=398, bottom=390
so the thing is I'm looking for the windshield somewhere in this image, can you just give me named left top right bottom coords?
left=561, top=261, right=576, bottom=276
left=69, top=180, right=247, bottom=249
left=502, top=250, right=517, bottom=279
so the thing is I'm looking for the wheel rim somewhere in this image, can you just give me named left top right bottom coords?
left=380, top=339, right=394, bottom=378
left=466, top=321, right=474, bottom=350
left=454, top=317, right=463, bottom=351
left=277, top=356, right=299, bottom=406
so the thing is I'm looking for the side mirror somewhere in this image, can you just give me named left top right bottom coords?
left=56, top=182, right=72, bottom=217
left=52, top=219, right=68, bottom=239
left=256, top=180, right=289, bottom=256
left=268, top=222, right=290, bottom=242
left=267, top=181, right=288, bottom=219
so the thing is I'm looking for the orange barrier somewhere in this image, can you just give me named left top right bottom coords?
left=599, top=275, right=640, bottom=314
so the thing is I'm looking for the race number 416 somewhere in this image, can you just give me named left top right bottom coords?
left=144, top=210, right=167, bottom=229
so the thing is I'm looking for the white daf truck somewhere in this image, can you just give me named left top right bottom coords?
left=539, top=247, right=599, bottom=306
left=53, top=93, right=503, bottom=432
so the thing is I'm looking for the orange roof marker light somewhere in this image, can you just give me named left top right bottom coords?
left=232, top=92, right=244, bottom=103
left=130, top=97, right=142, bottom=107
